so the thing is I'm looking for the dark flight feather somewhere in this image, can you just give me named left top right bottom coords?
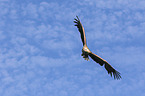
left=74, top=16, right=86, bottom=45
left=89, top=52, right=121, bottom=79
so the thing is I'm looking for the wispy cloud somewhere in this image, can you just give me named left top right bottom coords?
left=0, top=0, right=145, bottom=96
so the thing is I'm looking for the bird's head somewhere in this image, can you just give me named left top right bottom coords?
left=83, top=46, right=91, bottom=53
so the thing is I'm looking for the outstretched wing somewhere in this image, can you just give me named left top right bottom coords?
left=89, top=52, right=121, bottom=80
left=74, top=16, right=86, bottom=45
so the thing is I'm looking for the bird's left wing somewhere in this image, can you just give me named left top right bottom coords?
left=89, top=52, right=121, bottom=80
left=74, top=16, right=86, bottom=45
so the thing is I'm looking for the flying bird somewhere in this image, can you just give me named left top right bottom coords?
left=74, top=16, right=121, bottom=80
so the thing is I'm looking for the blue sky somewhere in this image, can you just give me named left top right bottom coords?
left=0, top=0, right=145, bottom=96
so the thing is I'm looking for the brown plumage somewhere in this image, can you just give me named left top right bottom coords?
left=74, top=16, right=121, bottom=80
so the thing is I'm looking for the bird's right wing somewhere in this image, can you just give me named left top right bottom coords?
left=89, top=52, right=121, bottom=80
left=74, top=16, right=86, bottom=45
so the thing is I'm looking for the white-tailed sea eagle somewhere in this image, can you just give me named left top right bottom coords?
left=74, top=16, right=121, bottom=80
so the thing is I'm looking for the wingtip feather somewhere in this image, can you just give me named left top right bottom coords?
left=107, top=70, right=121, bottom=80
left=112, top=71, right=122, bottom=80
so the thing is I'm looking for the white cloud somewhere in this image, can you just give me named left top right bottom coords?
left=83, top=0, right=145, bottom=9
left=0, top=31, right=5, bottom=40
left=22, top=3, right=38, bottom=19
left=0, top=0, right=145, bottom=96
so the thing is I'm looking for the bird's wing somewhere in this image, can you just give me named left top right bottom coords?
left=89, top=52, right=121, bottom=80
left=74, top=16, right=86, bottom=45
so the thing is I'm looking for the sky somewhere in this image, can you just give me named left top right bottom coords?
left=0, top=0, right=145, bottom=96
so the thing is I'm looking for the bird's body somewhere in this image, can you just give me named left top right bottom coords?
left=82, top=45, right=91, bottom=61
left=74, top=16, right=121, bottom=80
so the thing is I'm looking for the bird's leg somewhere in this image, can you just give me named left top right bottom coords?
left=81, top=52, right=90, bottom=61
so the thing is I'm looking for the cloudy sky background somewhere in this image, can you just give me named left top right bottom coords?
left=0, top=0, right=145, bottom=96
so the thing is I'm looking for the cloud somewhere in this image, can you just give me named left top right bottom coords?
left=0, top=0, right=145, bottom=96
left=22, top=3, right=38, bottom=19
left=81, top=0, right=145, bottom=10
left=0, top=31, right=6, bottom=40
